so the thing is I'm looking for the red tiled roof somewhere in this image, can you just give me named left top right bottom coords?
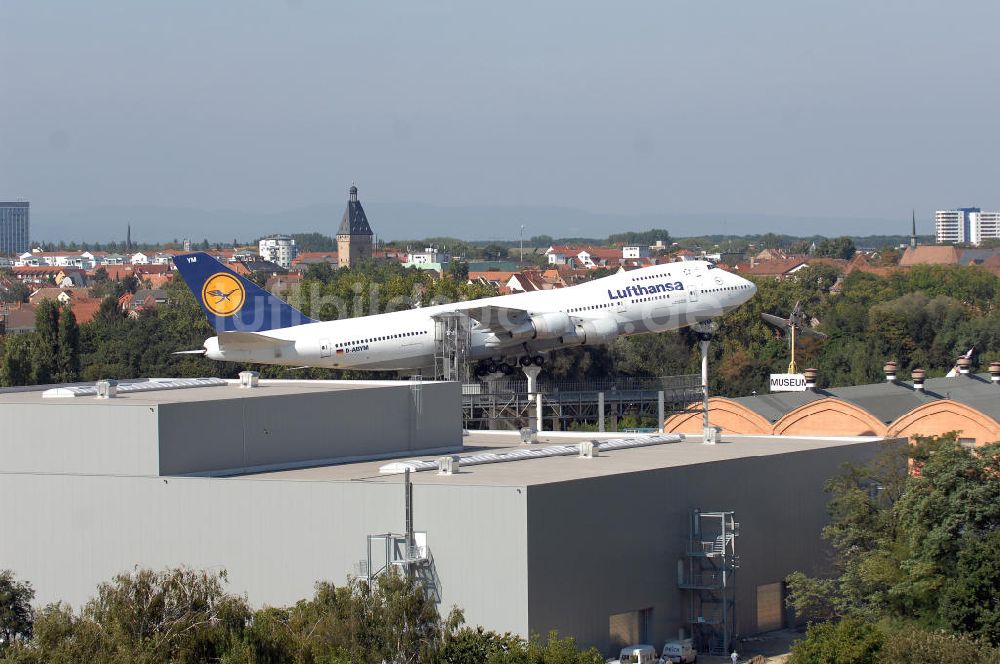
left=736, top=258, right=809, bottom=276
left=69, top=299, right=103, bottom=324
left=898, top=246, right=960, bottom=266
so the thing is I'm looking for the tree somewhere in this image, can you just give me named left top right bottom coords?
left=30, top=300, right=61, bottom=384
left=2, top=568, right=251, bottom=664
left=941, top=528, right=1000, bottom=646
left=815, top=236, right=856, bottom=260
left=787, top=618, right=884, bottom=664
left=55, top=307, right=80, bottom=383
left=0, top=334, right=39, bottom=387
left=0, top=571, right=35, bottom=654
left=0, top=279, right=29, bottom=304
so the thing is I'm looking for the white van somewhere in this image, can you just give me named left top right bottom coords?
left=661, top=638, right=697, bottom=663
left=611, top=644, right=660, bottom=664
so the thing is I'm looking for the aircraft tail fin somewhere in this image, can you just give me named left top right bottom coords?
left=172, top=252, right=314, bottom=333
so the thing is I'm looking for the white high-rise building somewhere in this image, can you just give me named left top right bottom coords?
left=935, top=208, right=1000, bottom=246
left=258, top=234, right=297, bottom=269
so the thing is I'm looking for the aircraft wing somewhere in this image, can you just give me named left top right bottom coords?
left=761, top=313, right=790, bottom=329
left=798, top=326, right=828, bottom=339
left=439, top=305, right=532, bottom=336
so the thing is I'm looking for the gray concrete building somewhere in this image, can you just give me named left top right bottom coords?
left=0, top=377, right=887, bottom=657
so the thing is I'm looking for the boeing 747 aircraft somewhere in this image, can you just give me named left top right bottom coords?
left=173, top=252, right=756, bottom=375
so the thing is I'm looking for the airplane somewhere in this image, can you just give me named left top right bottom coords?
left=172, top=252, right=757, bottom=375
left=761, top=301, right=827, bottom=373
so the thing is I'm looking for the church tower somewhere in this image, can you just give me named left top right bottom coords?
left=910, top=209, right=918, bottom=249
left=336, top=184, right=374, bottom=268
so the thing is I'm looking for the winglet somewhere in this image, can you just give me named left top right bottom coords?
left=172, top=252, right=315, bottom=333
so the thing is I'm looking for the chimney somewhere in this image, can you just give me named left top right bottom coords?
left=957, top=356, right=972, bottom=377
left=990, top=360, right=1000, bottom=385
left=911, top=368, right=926, bottom=391
left=883, top=361, right=898, bottom=383
left=803, top=367, right=818, bottom=391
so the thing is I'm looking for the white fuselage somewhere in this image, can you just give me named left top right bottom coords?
left=202, top=260, right=756, bottom=370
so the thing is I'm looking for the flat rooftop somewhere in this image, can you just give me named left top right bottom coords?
left=0, top=378, right=432, bottom=406
left=248, top=432, right=886, bottom=487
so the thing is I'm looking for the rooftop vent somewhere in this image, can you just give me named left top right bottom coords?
left=883, top=361, right=898, bottom=383
left=238, top=371, right=260, bottom=389
left=911, top=368, right=926, bottom=391
left=95, top=379, right=118, bottom=399
left=957, top=356, right=972, bottom=376
left=991, top=361, right=1000, bottom=385
left=436, top=455, right=460, bottom=475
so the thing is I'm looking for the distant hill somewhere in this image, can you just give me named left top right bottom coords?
left=32, top=201, right=909, bottom=244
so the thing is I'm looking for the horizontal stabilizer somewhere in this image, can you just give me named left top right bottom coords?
left=172, top=349, right=207, bottom=356
left=217, top=331, right=294, bottom=350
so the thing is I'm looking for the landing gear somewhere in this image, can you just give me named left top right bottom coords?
left=476, top=356, right=541, bottom=378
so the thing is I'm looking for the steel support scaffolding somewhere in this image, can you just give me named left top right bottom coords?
left=679, top=510, right=739, bottom=656
left=461, top=375, right=703, bottom=431
left=433, top=312, right=472, bottom=382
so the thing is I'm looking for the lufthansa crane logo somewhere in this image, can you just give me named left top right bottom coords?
left=201, top=273, right=246, bottom=317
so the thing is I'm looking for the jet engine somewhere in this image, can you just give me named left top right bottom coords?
left=558, top=316, right=620, bottom=346
left=508, top=312, right=575, bottom=341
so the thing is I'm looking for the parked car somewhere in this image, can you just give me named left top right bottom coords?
left=661, top=638, right=697, bottom=663
left=608, top=644, right=660, bottom=664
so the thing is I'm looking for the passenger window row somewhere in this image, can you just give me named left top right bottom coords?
left=336, top=330, right=428, bottom=348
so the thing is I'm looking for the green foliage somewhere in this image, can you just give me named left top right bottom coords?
left=55, top=307, right=80, bottom=383
left=0, top=279, right=29, bottom=304
left=291, top=232, right=338, bottom=252
left=606, top=229, right=671, bottom=247
left=0, top=571, right=34, bottom=654
left=784, top=571, right=837, bottom=623
left=0, top=302, right=82, bottom=387
left=2, top=568, right=249, bottom=664
left=879, top=624, right=1000, bottom=664
left=0, top=566, right=602, bottom=664
left=785, top=435, right=1000, bottom=657
left=941, top=529, right=1000, bottom=645
left=815, top=236, right=856, bottom=259
left=31, top=300, right=60, bottom=384
left=0, top=334, right=39, bottom=387
left=788, top=618, right=884, bottom=664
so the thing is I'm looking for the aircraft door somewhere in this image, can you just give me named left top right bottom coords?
left=688, top=285, right=699, bottom=302
left=320, top=338, right=332, bottom=358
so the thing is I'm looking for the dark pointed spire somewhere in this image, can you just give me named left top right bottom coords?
left=339, top=184, right=373, bottom=236
left=127, top=223, right=132, bottom=252
left=910, top=209, right=917, bottom=248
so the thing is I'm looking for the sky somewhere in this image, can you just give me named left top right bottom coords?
left=1, top=1, right=999, bottom=240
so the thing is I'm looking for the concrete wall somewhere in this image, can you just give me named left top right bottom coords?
left=0, top=474, right=528, bottom=636
left=158, top=382, right=463, bottom=475
left=0, top=381, right=462, bottom=478
left=524, top=441, right=884, bottom=656
left=0, top=403, right=160, bottom=475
